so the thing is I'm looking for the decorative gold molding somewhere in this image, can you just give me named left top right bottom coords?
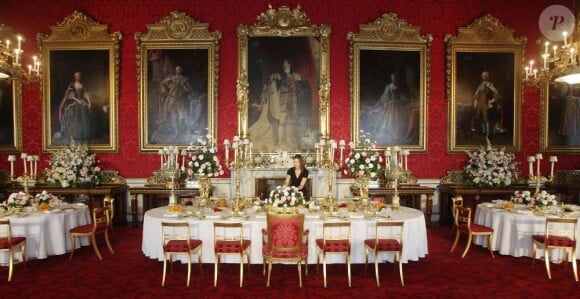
left=539, top=82, right=580, bottom=153
left=38, top=11, right=121, bottom=152
left=135, top=11, right=221, bottom=152
left=445, top=14, right=526, bottom=153
left=0, top=80, right=23, bottom=153
left=237, top=5, right=331, bottom=151
left=348, top=13, right=431, bottom=152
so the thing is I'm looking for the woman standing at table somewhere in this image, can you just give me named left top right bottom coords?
left=284, top=155, right=309, bottom=199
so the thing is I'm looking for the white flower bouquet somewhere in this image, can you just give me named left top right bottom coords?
left=512, top=190, right=557, bottom=207
left=1, top=192, right=31, bottom=208
left=266, top=186, right=305, bottom=208
left=463, top=139, right=518, bottom=188
left=343, top=130, right=383, bottom=179
left=185, top=131, right=224, bottom=178
left=45, top=139, right=101, bottom=187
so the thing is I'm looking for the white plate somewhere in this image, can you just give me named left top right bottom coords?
left=163, top=213, right=180, bottom=218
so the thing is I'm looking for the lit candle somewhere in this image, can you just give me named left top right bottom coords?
left=533, top=69, right=538, bottom=79
left=14, top=49, right=20, bottom=66
left=549, top=156, right=558, bottom=178
left=525, top=66, right=529, bottom=80
left=542, top=53, right=549, bottom=70
left=563, top=31, right=569, bottom=47
left=5, top=39, right=10, bottom=49
left=544, top=41, right=549, bottom=55
left=21, top=153, right=28, bottom=175
left=28, top=64, right=32, bottom=74
left=16, top=35, right=22, bottom=51
left=527, top=156, right=535, bottom=177
left=223, top=139, right=230, bottom=163
left=553, top=45, right=558, bottom=56
left=529, top=60, right=534, bottom=70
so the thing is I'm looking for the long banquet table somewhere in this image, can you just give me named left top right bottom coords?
left=142, top=206, right=428, bottom=264
left=0, top=206, right=90, bottom=263
left=474, top=203, right=580, bottom=261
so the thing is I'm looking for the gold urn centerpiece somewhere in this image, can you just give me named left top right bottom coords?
left=344, top=131, right=383, bottom=200
left=265, top=186, right=306, bottom=214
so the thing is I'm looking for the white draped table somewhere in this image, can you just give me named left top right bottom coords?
left=474, top=204, right=580, bottom=261
left=0, top=206, right=91, bottom=263
left=142, top=206, right=428, bottom=264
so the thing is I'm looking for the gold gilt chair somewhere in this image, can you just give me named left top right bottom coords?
left=213, top=222, right=251, bottom=287
left=450, top=207, right=494, bottom=258
left=262, top=213, right=309, bottom=287
left=161, top=222, right=203, bottom=287
left=364, top=221, right=405, bottom=287
left=103, top=196, right=115, bottom=236
left=449, top=195, right=463, bottom=236
left=69, top=207, right=114, bottom=260
left=0, top=220, right=26, bottom=281
left=531, top=218, right=578, bottom=281
left=316, top=221, right=351, bottom=287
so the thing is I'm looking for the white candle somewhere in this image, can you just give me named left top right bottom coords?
left=542, top=54, right=549, bottom=70
left=224, top=143, right=230, bottom=163
left=5, top=40, right=10, bottom=49
left=553, top=45, right=558, bottom=56
left=28, top=156, right=33, bottom=177
left=14, top=49, right=20, bottom=66
left=21, top=153, right=27, bottom=175
left=525, top=66, right=529, bottom=80
left=28, top=64, right=32, bottom=74
left=549, top=156, right=558, bottom=178
left=8, top=155, right=15, bottom=178
left=527, top=156, right=535, bottom=177
left=563, top=31, right=568, bottom=47
left=34, top=156, right=39, bottom=177
left=16, top=35, right=22, bottom=51
left=533, top=69, right=538, bottom=79
left=535, top=153, right=542, bottom=177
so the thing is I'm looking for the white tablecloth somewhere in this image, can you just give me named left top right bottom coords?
left=474, top=204, right=580, bottom=260
left=142, top=206, right=428, bottom=264
left=0, top=207, right=90, bottom=263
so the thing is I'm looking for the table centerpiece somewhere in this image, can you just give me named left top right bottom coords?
left=265, top=186, right=306, bottom=214
left=344, top=130, right=383, bottom=199
left=1, top=191, right=32, bottom=213
left=184, top=132, right=224, bottom=201
left=33, top=190, right=60, bottom=211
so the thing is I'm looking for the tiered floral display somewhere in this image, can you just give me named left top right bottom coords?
left=185, top=132, right=224, bottom=178
left=45, top=139, right=101, bottom=187
left=512, top=190, right=557, bottom=207
left=266, top=186, right=305, bottom=208
left=344, top=131, right=383, bottom=179
left=463, top=139, right=518, bottom=188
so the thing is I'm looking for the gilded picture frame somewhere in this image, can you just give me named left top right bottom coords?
left=445, top=14, right=526, bottom=153
left=136, top=11, right=221, bottom=152
left=0, top=79, right=22, bottom=153
left=348, top=13, right=431, bottom=152
left=38, top=11, right=121, bottom=152
left=237, top=5, right=331, bottom=154
left=539, top=82, right=580, bottom=153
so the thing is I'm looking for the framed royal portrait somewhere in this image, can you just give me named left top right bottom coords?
left=445, top=14, right=526, bottom=153
left=348, top=13, right=431, bottom=152
left=136, top=11, right=221, bottom=152
left=237, top=5, right=331, bottom=154
left=38, top=11, right=121, bottom=152
left=540, top=81, right=580, bottom=153
left=0, top=79, right=22, bottom=153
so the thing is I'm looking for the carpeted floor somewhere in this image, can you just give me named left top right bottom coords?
left=1, top=225, right=578, bottom=298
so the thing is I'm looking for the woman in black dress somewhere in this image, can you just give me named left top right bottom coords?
left=284, top=155, right=309, bottom=199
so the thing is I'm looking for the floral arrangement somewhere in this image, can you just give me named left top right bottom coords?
left=512, top=190, right=557, bottom=207
left=33, top=191, right=60, bottom=211
left=463, top=139, right=518, bottom=188
left=344, top=130, right=383, bottom=179
left=45, top=139, right=101, bottom=187
left=1, top=192, right=31, bottom=208
left=266, top=186, right=305, bottom=208
left=185, top=131, right=224, bottom=178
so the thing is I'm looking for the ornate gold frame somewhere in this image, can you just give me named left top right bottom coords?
left=237, top=5, right=331, bottom=153
left=0, top=80, right=22, bottom=153
left=135, top=11, right=221, bottom=152
left=445, top=14, right=525, bottom=153
left=539, top=82, right=580, bottom=153
left=348, top=13, right=431, bottom=152
left=38, top=11, right=121, bottom=152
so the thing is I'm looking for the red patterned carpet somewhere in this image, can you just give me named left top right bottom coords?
left=1, top=226, right=579, bottom=298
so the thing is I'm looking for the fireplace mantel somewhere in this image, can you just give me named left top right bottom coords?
left=230, top=167, right=338, bottom=199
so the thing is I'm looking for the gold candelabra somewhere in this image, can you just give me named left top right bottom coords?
left=527, top=153, right=558, bottom=185
left=226, top=136, right=252, bottom=216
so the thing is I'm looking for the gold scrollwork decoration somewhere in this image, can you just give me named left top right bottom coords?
left=38, top=11, right=122, bottom=152
left=348, top=13, right=431, bottom=152
left=237, top=5, right=331, bottom=152
left=445, top=14, right=526, bottom=153
left=135, top=11, right=221, bottom=152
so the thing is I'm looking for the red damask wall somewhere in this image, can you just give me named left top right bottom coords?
left=0, top=0, right=578, bottom=178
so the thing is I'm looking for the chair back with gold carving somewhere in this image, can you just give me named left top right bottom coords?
left=103, top=196, right=115, bottom=226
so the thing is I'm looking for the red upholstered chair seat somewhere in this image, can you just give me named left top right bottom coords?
left=70, top=223, right=107, bottom=234
left=458, top=223, right=493, bottom=233
left=316, top=239, right=350, bottom=252
left=532, top=235, right=575, bottom=247
left=215, top=240, right=251, bottom=253
left=263, top=244, right=308, bottom=259
left=364, top=239, right=402, bottom=251
left=0, top=237, right=26, bottom=249
left=164, top=239, right=202, bottom=252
